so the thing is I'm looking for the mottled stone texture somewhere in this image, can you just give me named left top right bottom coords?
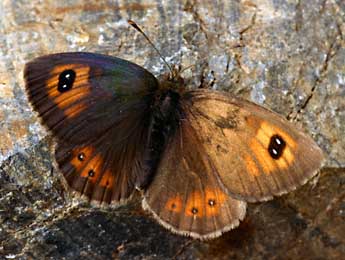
left=0, top=0, right=344, bottom=259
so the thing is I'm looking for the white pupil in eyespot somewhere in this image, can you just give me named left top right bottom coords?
left=65, top=74, right=70, bottom=78
left=272, top=149, right=278, bottom=155
left=275, top=138, right=281, bottom=145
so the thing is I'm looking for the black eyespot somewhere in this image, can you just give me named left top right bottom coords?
left=58, top=69, right=76, bottom=92
left=268, top=134, right=286, bottom=159
left=208, top=199, right=216, bottom=207
left=191, top=208, right=198, bottom=215
left=88, top=169, right=95, bottom=177
left=171, top=203, right=176, bottom=209
left=77, top=153, right=85, bottom=161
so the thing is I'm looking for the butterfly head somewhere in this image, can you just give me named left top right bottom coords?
left=158, top=66, right=186, bottom=94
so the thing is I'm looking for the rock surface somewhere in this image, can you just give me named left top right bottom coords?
left=0, top=0, right=344, bottom=259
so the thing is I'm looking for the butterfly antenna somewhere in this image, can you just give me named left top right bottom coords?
left=128, top=20, right=174, bottom=76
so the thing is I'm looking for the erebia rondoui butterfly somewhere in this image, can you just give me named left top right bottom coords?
left=24, top=26, right=324, bottom=240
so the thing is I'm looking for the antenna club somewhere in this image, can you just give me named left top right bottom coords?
left=128, top=20, right=174, bottom=77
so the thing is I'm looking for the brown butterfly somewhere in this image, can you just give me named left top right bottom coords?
left=24, top=51, right=324, bottom=239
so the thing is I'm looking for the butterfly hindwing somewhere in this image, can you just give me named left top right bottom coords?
left=24, top=52, right=158, bottom=205
left=143, top=116, right=246, bottom=239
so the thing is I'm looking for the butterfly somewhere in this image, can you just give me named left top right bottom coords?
left=24, top=51, right=324, bottom=239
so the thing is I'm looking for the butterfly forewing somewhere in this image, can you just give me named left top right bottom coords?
left=180, top=89, right=324, bottom=202
left=24, top=52, right=158, bottom=142
left=24, top=52, right=158, bottom=205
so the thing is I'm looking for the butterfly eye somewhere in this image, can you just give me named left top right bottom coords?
left=58, top=69, right=76, bottom=93
left=88, top=169, right=95, bottom=177
left=268, top=134, right=286, bottom=159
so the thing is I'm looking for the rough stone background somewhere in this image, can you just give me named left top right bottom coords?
left=0, top=0, right=344, bottom=259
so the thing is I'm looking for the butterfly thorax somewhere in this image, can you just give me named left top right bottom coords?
left=152, top=71, right=186, bottom=125
left=142, top=79, right=184, bottom=188
left=157, top=71, right=186, bottom=93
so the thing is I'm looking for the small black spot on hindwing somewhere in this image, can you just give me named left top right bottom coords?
left=268, top=134, right=286, bottom=159
left=208, top=199, right=216, bottom=207
left=58, top=69, right=76, bottom=92
left=78, top=153, right=85, bottom=161
left=88, top=169, right=95, bottom=177
left=191, top=207, right=198, bottom=215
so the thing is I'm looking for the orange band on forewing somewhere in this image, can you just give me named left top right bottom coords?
left=52, top=87, right=90, bottom=106
left=261, top=121, right=296, bottom=167
left=250, top=121, right=296, bottom=173
left=276, top=156, right=289, bottom=169
left=280, top=145, right=294, bottom=164
left=44, top=64, right=91, bottom=119
left=244, top=153, right=260, bottom=176
left=46, top=64, right=90, bottom=96
left=250, top=138, right=276, bottom=174
left=255, top=124, right=271, bottom=148
left=260, top=121, right=297, bottom=149
left=64, top=103, right=88, bottom=119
